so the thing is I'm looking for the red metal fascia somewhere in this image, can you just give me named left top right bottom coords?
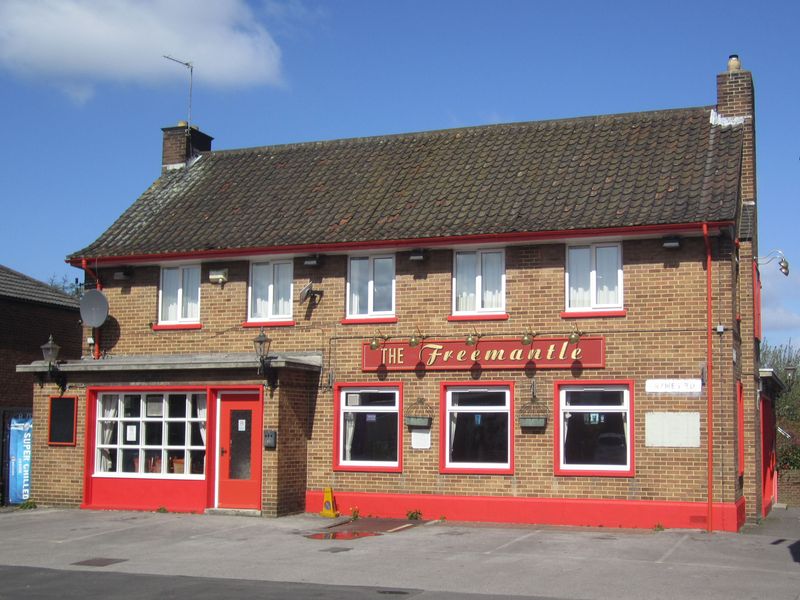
left=67, top=221, right=734, bottom=267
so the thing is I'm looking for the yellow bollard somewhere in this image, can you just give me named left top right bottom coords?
left=319, top=487, right=339, bottom=518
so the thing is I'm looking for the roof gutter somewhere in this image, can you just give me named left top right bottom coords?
left=67, top=220, right=735, bottom=268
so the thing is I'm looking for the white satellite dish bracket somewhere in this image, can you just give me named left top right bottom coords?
left=299, top=282, right=322, bottom=305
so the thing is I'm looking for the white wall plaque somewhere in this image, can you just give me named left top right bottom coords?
left=645, top=412, right=700, bottom=447
left=411, top=428, right=431, bottom=450
left=645, top=379, right=702, bottom=394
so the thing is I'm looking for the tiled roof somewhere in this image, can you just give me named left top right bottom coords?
left=71, top=106, right=744, bottom=260
left=0, top=264, right=80, bottom=309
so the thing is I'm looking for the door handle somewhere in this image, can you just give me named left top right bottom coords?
left=220, top=447, right=227, bottom=456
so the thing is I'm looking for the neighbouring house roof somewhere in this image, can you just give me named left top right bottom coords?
left=0, top=264, right=80, bottom=309
left=70, top=106, right=744, bottom=261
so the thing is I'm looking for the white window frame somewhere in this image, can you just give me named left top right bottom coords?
left=338, top=387, right=400, bottom=469
left=247, top=260, right=294, bottom=322
left=95, top=392, right=207, bottom=479
left=346, top=255, right=396, bottom=318
left=444, top=385, right=511, bottom=471
left=452, top=249, right=506, bottom=315
left=557, top=384, right=631, bottom=474
left=158, top=264, right=201, bottom=324
left=564, top=242, right=623, bottom=311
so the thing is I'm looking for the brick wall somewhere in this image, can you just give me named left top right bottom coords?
left=778, top=470, right=800, bottom=508
left=37, top=235, right=743, bottom=515
left=1, top=297, right=81, bottom=409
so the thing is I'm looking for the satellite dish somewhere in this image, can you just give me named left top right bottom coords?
left=299, top=282, right=320, bottom=304
left=300, top=282, right=314, bottom=303
left=80, top=289, right=109, bottom=328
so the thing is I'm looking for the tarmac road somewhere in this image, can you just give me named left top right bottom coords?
left=0, top=506, right=798, bottom=600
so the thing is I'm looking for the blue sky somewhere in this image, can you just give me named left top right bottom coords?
left=1, top=0, right=798, bottom=345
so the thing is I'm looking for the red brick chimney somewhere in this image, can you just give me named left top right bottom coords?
left=161, top=121, right=213, bottom=171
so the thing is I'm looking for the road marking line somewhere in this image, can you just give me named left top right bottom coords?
left=656, top=534, right=689, bottom=563
left=386, top=524, right=415, bottom=533
left=484, top=531, right=538, bottom=554
left=52, top=525, right=142, bottom=544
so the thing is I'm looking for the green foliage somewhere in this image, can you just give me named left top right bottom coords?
left=349, top=506, right=359, bottom=520
left=156, top=506, right=168, bottom=513
left=760, top=340, right=800, bottom=421
left=777, top=445, right=800, bottom=471
left=406, top=509, right=422, bottom=520
left=18, top=499, right=37, bottom=510
left=653, top=523, right=664, bottom=532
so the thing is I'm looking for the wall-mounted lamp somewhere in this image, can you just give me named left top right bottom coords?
left=786, top=365, right=797, bottom=382
left=303, top=255, right=322, bottom=267
left=568, top=323, right=582, bottom=345
left=757, top=249, right=790, bottom=276
left=112, top=267, right=133, bottom=281
left=253, top=327, right=278, bottom=390
left=465, top=328, right=482, bottom=347
left=409, top=249, right=427, bottom=262
left=40, top=334, right=67, bottom=394
left=662, top=236, right=681, bottom=249
left=408, top=326, right=426, bottom=347
left=369, top=330, right=390, bottom=351
left=520, top=328, right=536, bottom=346
left=208, top=268, right=228, bottom=285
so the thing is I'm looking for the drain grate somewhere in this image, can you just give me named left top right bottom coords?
left=72, top=558, right=128, bottom=567
left=319, top=547, right=352, bottom=553
left=377, top=591, right=410, bottom=595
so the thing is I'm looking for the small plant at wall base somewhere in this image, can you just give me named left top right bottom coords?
left=407, top=509, right=422, bottom=520
left=18, top=499, right=37, bottom=510
left=349, top=506, right=360, bottom=520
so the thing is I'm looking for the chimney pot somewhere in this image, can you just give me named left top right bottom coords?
left=727, top=54, right=741, bottom=72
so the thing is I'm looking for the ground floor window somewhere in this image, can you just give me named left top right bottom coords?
left=95, top=391, right=207, bottom=478
left=555, top=381, right=633, bottom=476
left=441, top=383, right=512, bottom=473
left=335, top=384, right=401, bottom=471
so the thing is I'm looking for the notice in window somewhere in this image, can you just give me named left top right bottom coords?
left=238, top=419, right=247, bottom=432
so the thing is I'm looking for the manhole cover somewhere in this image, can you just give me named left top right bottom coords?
left=72, top=558, right=128, bottom=567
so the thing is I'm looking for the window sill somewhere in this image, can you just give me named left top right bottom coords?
left=554, top=467, right=634, bottom=478
left=340, top=316, right=398, bottom=325
left=333, top=464, right=402, bottom=473
left=151, top=323, right=203, bottom=331
left=440, top=466, right=513, bottom=475
left=241, top=320, right=296, bottom=328
left=447, top=313, right=509, bottom=322
left=560, top=309, right=627, bottom=319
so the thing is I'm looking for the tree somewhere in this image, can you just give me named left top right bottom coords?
left=47, top=274, right=82, bottom=298
left=760, top=340, right=800, bottom=421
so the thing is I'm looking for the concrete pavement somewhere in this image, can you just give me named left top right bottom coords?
left=0, top=506, right=798, bottom=599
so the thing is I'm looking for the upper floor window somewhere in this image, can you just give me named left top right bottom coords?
left=159, top=265, right=200, bottom=323
left=249, top=260, right=293, bottom=321
left=347, top=255, right=395, bottom=318
left=565, top=243, right=622, bottom=311
left=453, top=249, right=505, bottom=314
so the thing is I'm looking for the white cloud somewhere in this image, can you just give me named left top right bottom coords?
left=0, top=0, right=282, bottom=100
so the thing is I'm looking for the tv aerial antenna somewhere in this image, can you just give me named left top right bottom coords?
left=163, top=55, right=194, bottom=133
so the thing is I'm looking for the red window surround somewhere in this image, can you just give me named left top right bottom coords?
left=559, top=309, right=627, bottom=319
left=332, top=381, right=404, bottom=473
left=241, top=320, right=296, bottom=328
left=447, top=313, right=509, bottom=322
left=151, top=323, right=203, bottom=331
left=341, top=317, right=399, bottom=325
left=438, top=380, right=515, bottom=476
left=553, top=379, right=635, bottom=478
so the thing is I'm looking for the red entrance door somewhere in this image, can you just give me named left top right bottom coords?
left=218, top=393, right=262, bottom=510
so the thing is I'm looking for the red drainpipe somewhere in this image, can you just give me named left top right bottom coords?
left=703, top=224, right=714, bottom=532
left=81, top=259, right=103, bottom=360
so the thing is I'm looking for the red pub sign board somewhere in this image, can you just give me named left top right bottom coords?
left=362, top=337, right=605, bottom=372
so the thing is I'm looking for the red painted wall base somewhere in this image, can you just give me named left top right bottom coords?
left=85, top=478, right=208, bottom=514
left=306, top=490, right=747, bottom=532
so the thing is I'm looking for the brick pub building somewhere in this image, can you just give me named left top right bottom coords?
left=19, top=57, right=779, bottom=531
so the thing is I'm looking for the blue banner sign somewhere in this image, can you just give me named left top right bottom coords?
left=9, top=416, right=32, bottom=504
